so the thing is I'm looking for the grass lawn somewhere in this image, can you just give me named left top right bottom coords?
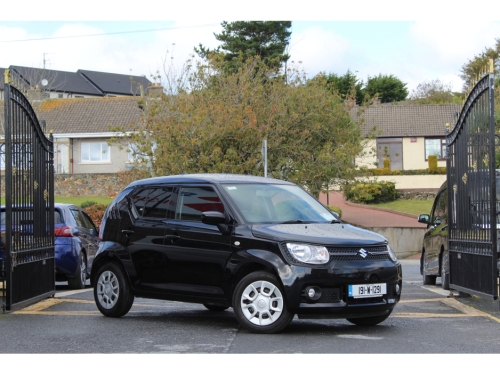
left=367, top=199, right=434, bottom=216
left=55, top=196, right=114, bottom=206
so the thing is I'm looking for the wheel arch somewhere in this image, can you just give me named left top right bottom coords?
left=229, top=250, right=288, bottom=303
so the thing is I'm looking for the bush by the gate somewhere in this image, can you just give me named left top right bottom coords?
left=343, top=181, right=398, bottom=204
left=82, top=203, right=108, bottom=227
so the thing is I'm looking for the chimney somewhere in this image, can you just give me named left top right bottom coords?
left=27, top=87, right=44, bottom=101
left=148, top=83, right=163, bottom=98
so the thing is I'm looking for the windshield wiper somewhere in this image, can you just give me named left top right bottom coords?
left=280, top=220, right=304, bottom=224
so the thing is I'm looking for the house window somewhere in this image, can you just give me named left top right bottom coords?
left=81, top=142, right=110, bottom=162
left=425, top=138, right=446, bottom=160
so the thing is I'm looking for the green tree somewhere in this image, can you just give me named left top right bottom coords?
left=459, top=38, right=499, bottom=91
left=409, top=79, right=462, bottom=104
left=115, top=55, right=368, bottom=198
left=319, top=70, right=365, bottom=104
left=364, top=74, right=408, bottom=103
left=195, top=21, right=292, bottom=72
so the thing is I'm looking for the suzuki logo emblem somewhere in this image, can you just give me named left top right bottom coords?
left=358, top=249, right=368, bottom=258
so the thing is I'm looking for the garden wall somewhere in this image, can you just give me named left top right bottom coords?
left=0, top=173, right=131, bottom=198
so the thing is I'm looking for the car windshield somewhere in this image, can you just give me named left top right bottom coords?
left=221, top=183, right=337, bottom=224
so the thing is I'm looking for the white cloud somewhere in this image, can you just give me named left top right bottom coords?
left=288, top=26, right=352, bottom=76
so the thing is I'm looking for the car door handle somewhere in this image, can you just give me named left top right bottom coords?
left=121, top=229, right=134, bottom=237
left=164, top=235, right=180, bottom=243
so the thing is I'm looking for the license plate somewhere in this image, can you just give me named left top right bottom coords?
left=348, top=283, right=386, bottom=298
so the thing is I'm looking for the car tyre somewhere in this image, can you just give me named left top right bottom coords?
left=68, top=251, right=87, bottom=289
left=441, top=251, right=450, bottom=290
left=422, top=252, right=437, bottom=285
left=203, top=303, right=229, bottom=312
left=94, top=262, right=134, bottom=318
left=346, top=310, right=393, bottom=326
left=233, top=271, right=292, bottom=334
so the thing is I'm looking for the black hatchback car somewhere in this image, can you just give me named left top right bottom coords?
left=91, top=174, right=402, bottom=333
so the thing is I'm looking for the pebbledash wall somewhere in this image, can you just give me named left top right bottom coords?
left=0, top=174, right=130, bottom=198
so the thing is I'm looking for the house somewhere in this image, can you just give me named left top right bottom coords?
left=354, top=103, right=461, bottom=171
left=1, top=96, right=144, bottom=174
left=0, top=65, right=154, bottom=100
left=0, top=86, right=462, bottom=181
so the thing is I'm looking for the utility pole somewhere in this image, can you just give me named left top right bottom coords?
left=261, top=140, right=268, bottom=177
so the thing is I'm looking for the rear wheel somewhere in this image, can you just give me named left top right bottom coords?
left=94, top=262, right=134, bottom=318
left=233, top=271, right=292, bottom=334
left=346, top=310, right=393, bottom=326
left=68, top=252, right=87, bottom=289
left=422, top=252, right=437, bottom=285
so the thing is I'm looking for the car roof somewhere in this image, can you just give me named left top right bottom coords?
left=126, top=173, right=295, bottom=188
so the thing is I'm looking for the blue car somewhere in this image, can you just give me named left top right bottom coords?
left=0, top=203, right=99, bottom=289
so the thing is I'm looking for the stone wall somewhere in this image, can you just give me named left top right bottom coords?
left=0, top=173, right=132, bottom=198
left=398, top=191, right=437, bottom=200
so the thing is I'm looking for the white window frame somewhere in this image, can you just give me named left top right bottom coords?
left=81, top=142, right=111, bottom=163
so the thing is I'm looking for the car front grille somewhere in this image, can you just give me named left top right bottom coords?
left=327, top=246, right=390, bottom=262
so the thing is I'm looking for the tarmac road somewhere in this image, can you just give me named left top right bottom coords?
left=2, top=259, right=500, bottom=356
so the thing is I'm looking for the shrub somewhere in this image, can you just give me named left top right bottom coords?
left=366, top=167, right=445, bottom=176
left=83, top=203, right=108, bottom=227
left=80, top=201, right=98, bottom=209
left=326, top=205, right=342, bottom=218
left=428, top=154, right=438, bottom=173
left=383, top=158, right=391, bottom=170
left=343, top=181, right=398, bottom=204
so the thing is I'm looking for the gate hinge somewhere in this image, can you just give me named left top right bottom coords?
left=4, top=69, right=10, bottom=84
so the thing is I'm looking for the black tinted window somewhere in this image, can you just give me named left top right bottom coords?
left=176, top=187, right=224, bottom=221
left=131, top=189, right=149, bottom=216
left=143, top=187, right=174, bottom=218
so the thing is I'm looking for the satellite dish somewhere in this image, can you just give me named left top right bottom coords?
left=41, top=79, right=48, bottom=87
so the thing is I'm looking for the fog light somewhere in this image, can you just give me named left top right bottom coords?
left=307, top=287, right=316, bottom=298
left=396, top=283, right=401, bottom=295
left=305, top=286, right=322, bottom=301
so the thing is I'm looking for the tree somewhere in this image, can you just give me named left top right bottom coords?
left=459, top=38, right=499, bottom=91
left=115, top=55, right=368, bottom=198
left=364, top=74, right=408, bottom=103
left=409, top=79, right=462, bottom=104
left=319, top=70, right=365, bottom=104
left=195, top=21, right=292, bottom=73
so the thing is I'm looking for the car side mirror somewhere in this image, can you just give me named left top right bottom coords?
left=418, top=214, right=430, bottom=224
left=201, top=211, right=226, bottom=226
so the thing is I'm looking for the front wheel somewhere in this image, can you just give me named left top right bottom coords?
left=346, top=310, right=393, bottom=326
left=422, top=252, right=437, bottom=285
left=94, top=262, right=134, bottom=318
left=233, top=271, right=293, bottom=334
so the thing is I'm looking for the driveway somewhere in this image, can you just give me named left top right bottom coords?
left=319, top=191, right=427, bottom=229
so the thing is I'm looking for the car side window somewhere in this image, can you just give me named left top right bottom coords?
left=431, top=189, right=447, bottom=225
left=176, top=186, right=224, bottom=222
left=143, top=187, right=175, bottom=219
left=131, top=188, right=150, bottom=217
left=70, top=208, right=84, bottom=227
left=80, top=211, right=97, bottom=232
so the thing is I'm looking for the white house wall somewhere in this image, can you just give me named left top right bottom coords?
left=355, top=139, right=377, bottom=169
left=72, top=138, right=131, bottom=174
left=402, top=137, right=446, bottom=170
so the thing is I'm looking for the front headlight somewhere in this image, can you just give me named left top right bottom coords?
left=286, top=243, right=329, bottom=264
left=387, top=244, right=398, bottom=262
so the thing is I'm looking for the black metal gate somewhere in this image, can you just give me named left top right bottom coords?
left=446, top=70, right=497, bottom=299
left=1, top=75, right=55, bottom=312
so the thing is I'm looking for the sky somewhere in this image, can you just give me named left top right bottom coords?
left=1, top=1, right=500, bottom=95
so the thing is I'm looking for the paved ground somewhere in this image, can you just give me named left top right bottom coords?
left=319, top=191, right=428, bottom=229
